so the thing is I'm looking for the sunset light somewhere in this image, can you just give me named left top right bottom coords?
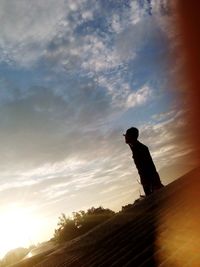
left=0, top=205, right=41, bottom=259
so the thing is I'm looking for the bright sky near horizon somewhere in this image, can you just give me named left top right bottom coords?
left=0, top=0, right=196, bottom=259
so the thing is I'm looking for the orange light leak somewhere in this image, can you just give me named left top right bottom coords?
left=176, top=1, right=200, bottom=157
left=156, top=1, right=200, bottom=266
left=156, top=169, right=200, bottom=266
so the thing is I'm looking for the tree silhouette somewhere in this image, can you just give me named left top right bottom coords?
left=54, top=207, right=115, bottom=243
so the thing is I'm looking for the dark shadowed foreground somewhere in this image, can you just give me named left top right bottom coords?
left=9, top=168, right=200, bottom=267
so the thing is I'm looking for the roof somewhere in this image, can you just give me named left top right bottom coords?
left=10, top=167, right=200, bottom=267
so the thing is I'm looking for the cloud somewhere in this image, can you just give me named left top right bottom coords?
left=0, top=0, right=169, bottom=70
left=0, top=0, right=69, bottom=66
left=0, top=89, right=93, bottom=168
left=0, top=1, right=183, bottom=172
left=140, top=108, right=194, bottom=168
left=126, top=85, right=152, bottom=108
left=0, top=101, right=195, bottom=221
left=0, top=65, right=156, bottom=172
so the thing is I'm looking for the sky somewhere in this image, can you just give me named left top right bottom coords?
left=0, top=0, right=197, bottom=258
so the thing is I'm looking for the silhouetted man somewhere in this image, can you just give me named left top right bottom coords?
left=124, top=127, right=164, bottom=196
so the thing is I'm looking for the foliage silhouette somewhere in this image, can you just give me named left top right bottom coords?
left=54, top=206, right=115, bottom=243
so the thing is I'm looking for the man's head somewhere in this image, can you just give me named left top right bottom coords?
left=124, top=127, right=139, bottom=144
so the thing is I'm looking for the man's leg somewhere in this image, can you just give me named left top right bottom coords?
left=142, top=183, right=152, bottom=196
left=152, top=172, right=164, bottom=190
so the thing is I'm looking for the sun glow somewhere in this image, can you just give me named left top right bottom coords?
left=0, top=205, right=41, bottom=259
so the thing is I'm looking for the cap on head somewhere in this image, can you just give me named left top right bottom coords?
left=124, top=127, right=139, bottom=144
